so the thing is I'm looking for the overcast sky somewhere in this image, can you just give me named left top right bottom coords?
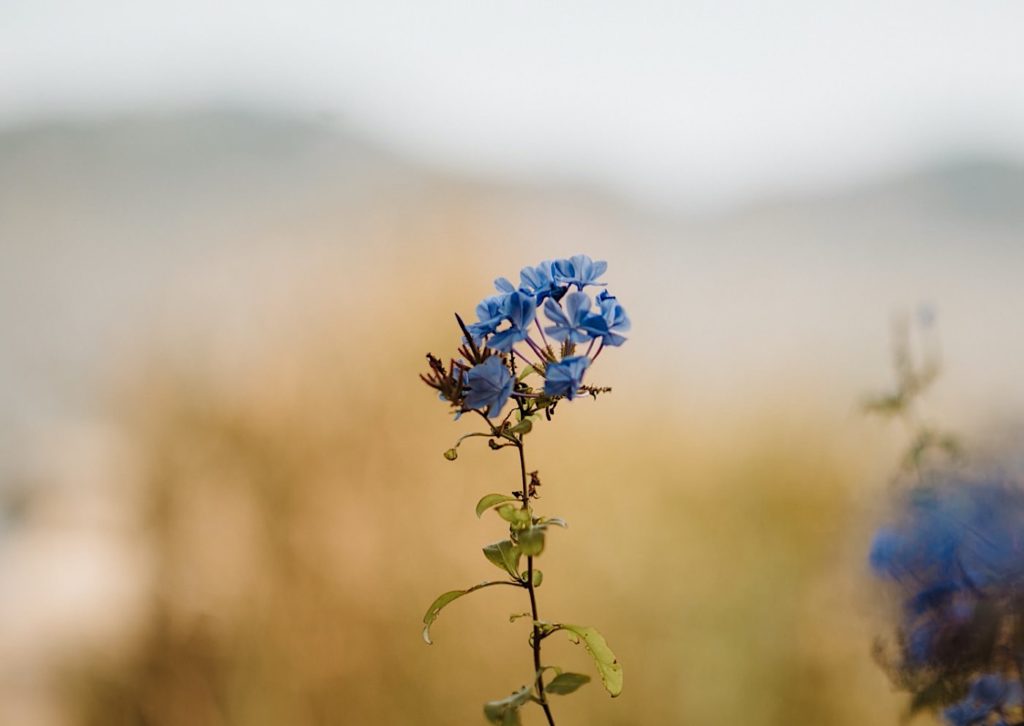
left=3, top=1, right=1024, bottom=207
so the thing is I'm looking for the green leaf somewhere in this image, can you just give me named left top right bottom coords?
left=508, top=417, right=533, bottom=435
left=546, top=672, right=591, bottom=696
left=422, top=590, right=465, bottom=644
left=483, top=686, right=531, bottom=725
left=482, top=540, right=522, bottom=579
left=422, top=582, right=514, bottom=644
left=531, top=569, right=543, bottom=587
left=443, top=448, right=458, bottom=461
left=558, top=624, right=623, bottom=697
left=519, top=526, right=545, bottom=556
left=476, top=493, right=517, bottom=518
left=496, top=504, right=531, bottom=529
left=538, top=516, right=568, bottom=528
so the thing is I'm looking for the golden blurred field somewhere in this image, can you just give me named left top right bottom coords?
left=46, top=269, right=902, bottom=726
left=2, top=113, right=1023, bottom=725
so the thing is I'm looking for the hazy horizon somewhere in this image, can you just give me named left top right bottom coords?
left=5, top=1, right=1024, bottom=209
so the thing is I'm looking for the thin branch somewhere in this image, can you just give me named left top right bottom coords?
left=516, top=438, right=556, bottom=726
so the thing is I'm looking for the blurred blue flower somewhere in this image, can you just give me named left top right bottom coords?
left=553, top=255, right=607, bottom=290
left=870, top=482, right=1024, bottom=593
left=464, top=356, right=514, bottom=418
left=543, top=291, right=594, bottom=344
left=581, top=290, right=630, bottom=346
left=943, top=675, right=1021, bottom=726
left=544, top=356, right=590, bottom=400
left=871, top=477, right=1024, bottom=716
left=906, top=620, right=939, bottom=665
left=488, top=291, right=537, bottom=353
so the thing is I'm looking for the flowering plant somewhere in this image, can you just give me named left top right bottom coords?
left=420, top=255, right=627, bottom=725
left=866, top=315, right=1024, bottom=726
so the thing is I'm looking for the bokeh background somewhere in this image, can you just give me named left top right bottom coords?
left=3, top=3, right=1024, bottom=724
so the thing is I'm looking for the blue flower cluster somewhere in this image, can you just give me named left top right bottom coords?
left=452, top=255, right=628, bottom=419
left=870, top=479, right=1024, bottom=725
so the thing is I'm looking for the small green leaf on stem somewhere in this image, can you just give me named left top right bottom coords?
left=531, top=569, right=543, bottom=587
left=519, top=526, right=545, bottom=556
left=422, top=590, right=466, bottom=644
left=482, top=540, right=522, bottom=579
left=508, top=417, right=533, bottom=435
left=538, top=516, right=568, bottom=528
left=558, top=624, right=624, bottom=697
left=546, top=672, right=591, bottom=696
left=496, top=504, right=531, bottom=529
left=483, top=686, right=531, bottom=725
left=443, top=448, right=458, bottom=461
left=422, top=581, right=518, bottom=644
left=476, top=493, right=516, bottom=518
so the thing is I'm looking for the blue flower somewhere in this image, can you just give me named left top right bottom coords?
left=487, top=291, right=536, bottom=353
left=519, top=260, right=563, bottom=302
left=544, top=356, right=590, bottom=400
left=543, top=291, right=594, bottom=344
left=493, top=277, right=517, bottom=294
left=466, top=294, right=510, bottom=341
left=464, top=356, right=514, bottom=418
left=495, top=261, right=566, bottom=303
left=581, top=290, right=630, bottom=346
left=552, top=255, right=607, bottom=290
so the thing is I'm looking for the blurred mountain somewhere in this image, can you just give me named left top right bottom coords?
left=0, top=111, right=426, bottom=459
left=2, top=109, right=1024, bottom=480
left=0, top=109, right=416, bottom=197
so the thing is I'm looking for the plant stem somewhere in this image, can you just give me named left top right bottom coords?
left=517, top=440, right=556, bottom=726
